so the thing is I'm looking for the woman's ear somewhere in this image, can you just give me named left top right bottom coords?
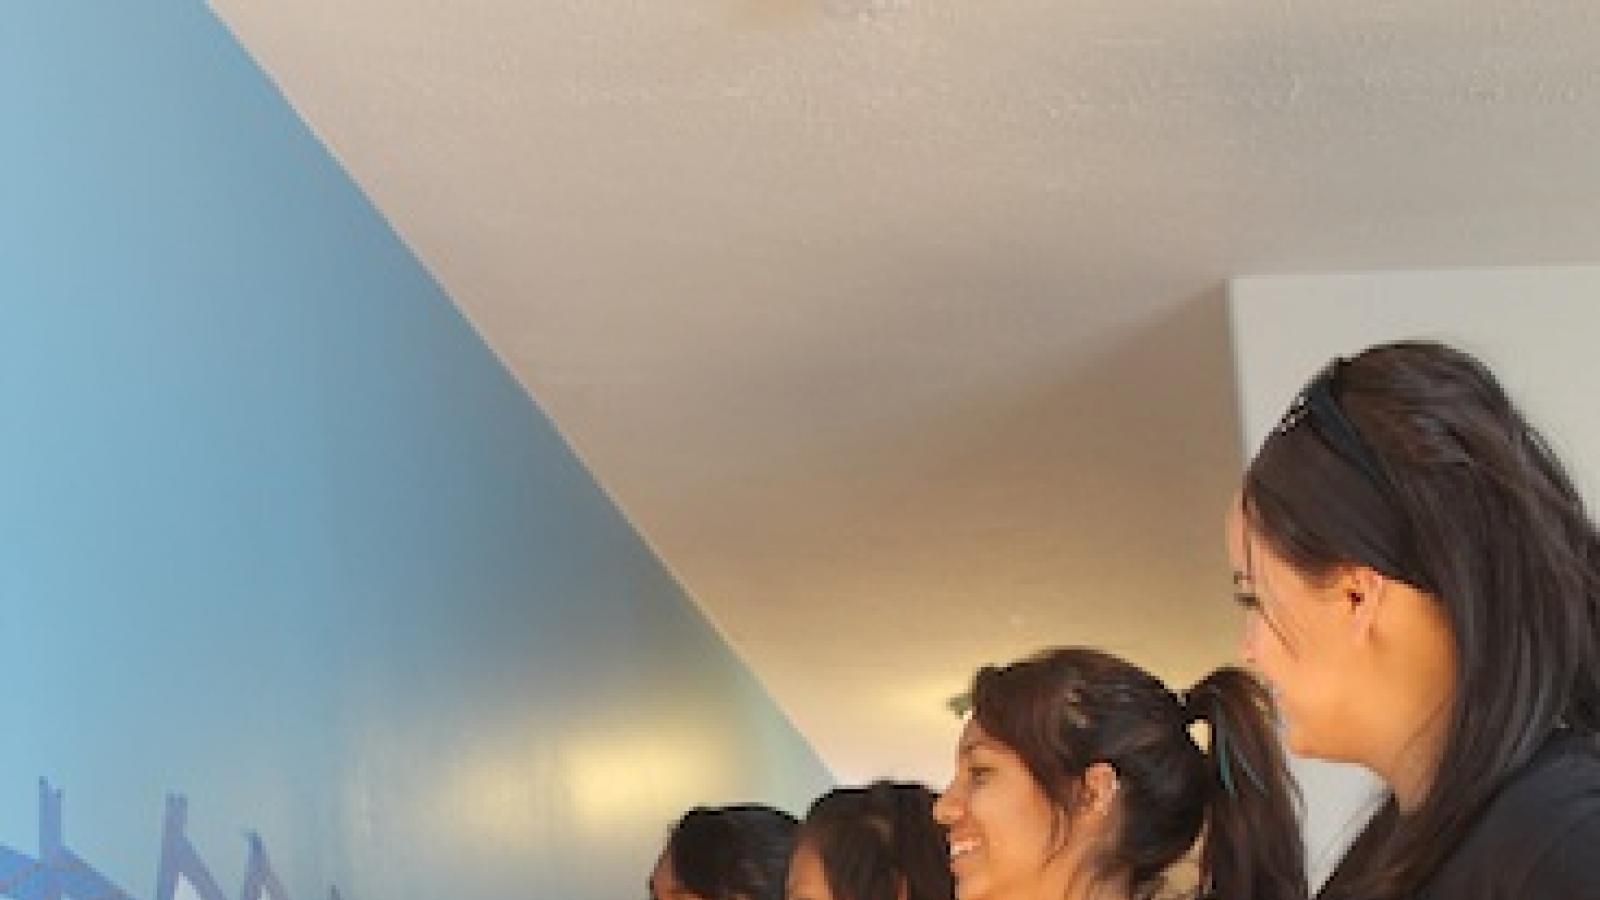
left=1342, top=565, right=1391, bottom=638
left=1081, top=762, right=1120, bottom=817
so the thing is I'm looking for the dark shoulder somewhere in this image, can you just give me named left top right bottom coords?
left=1518, top=805, right=1600, bottom=897
left=1427, top=731, right=1600, bottom=898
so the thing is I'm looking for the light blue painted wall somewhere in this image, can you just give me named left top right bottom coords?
left=0, top=4, right=830, bottom=898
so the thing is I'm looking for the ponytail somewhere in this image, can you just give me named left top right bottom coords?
left=1184, top=667, right=1305, bottom=900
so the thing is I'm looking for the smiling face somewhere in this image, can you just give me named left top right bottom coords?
left=1225, top=498, right=1366, bottom=761
left=932, top=719, right=1080, bottom=900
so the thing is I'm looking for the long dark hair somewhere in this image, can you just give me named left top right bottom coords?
left=1243, top=340, right=1600, bottom=898
left=966, top=647, right=1305, bottom=900
left=798, top=781, right=953, bottom=900
left=667, top=804, right=799, bottom=900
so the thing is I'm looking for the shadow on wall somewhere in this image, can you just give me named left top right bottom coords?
left=917, top=284, right=1243, bottom=641
left=889, top=284, right=1244, bottom=550
left=0, top=780, right=329, bottom=900
left=787, top=283, right=1243, bottom=667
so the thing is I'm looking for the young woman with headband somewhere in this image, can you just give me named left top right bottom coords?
left=1230, top=341, right=1600, bottom=898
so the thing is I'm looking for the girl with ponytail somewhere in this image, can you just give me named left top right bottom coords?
left=786, top=781, right=953, bottom=900
left=933, top=647, right=1304, bottom=900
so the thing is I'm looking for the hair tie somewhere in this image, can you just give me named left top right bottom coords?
left=1180, top=685, right=1267, bottom=799
left=1176, top=688, right=1205, bottom=727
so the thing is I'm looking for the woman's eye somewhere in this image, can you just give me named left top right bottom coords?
left=969, top=765, right=994, bottom=784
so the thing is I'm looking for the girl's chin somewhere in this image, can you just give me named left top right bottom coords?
left=1283, top=725, right=1315, bottom=757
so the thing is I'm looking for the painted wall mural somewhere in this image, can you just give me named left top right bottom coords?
left=4, top=3, right=830, bottom=897
left=0, top=782, right=328, bottom=900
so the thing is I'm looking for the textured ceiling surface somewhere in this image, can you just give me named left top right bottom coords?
left=210, top=0, right=1600, bottom=784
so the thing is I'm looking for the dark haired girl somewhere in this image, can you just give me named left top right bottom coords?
left=933, top=646, right=1305, bottom=900
left=652, top=804, right=799, bottom=900
left=1231, top=340, right=1600, bottom=899
left=787, top=781, right=953, bottom=900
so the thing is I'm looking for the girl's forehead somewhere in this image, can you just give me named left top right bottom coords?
left=958, top=716, right=988, bottom=746
left=958, top=718, right=1006, bottom=755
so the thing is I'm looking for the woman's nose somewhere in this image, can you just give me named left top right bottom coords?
left=1238, top=617, right=1261, bottom=665
left=931, top=784, right=960, bottom=825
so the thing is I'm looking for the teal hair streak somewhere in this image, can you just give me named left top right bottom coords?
left=1211, top=709, right=1267, bottom=798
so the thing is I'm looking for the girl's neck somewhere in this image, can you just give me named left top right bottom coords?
left=1056, top=869, right=1129, bottom=900
left=1376, top=704, right=1451, bottom=813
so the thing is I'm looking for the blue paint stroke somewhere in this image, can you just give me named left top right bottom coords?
left=0, top=780, right=134, bottom=900
left=0, top=781, right=334, bottom=900
left=154, top=796, right=226, bottom=900
left=237, top=834, right=291, bottom=900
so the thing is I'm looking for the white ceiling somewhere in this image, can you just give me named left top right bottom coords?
left=210, top=0, right=1600, bottom=785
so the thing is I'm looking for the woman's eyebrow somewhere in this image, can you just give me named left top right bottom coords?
left=1239, top=530, right=1260, bottom=582
left=957, top=737, right=995, bottom=756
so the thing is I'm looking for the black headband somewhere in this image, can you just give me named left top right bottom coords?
left=1275, top=358, right=1397, bottom=500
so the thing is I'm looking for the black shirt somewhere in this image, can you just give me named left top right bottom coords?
left=1319, top=730, right=1600, bottom=899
